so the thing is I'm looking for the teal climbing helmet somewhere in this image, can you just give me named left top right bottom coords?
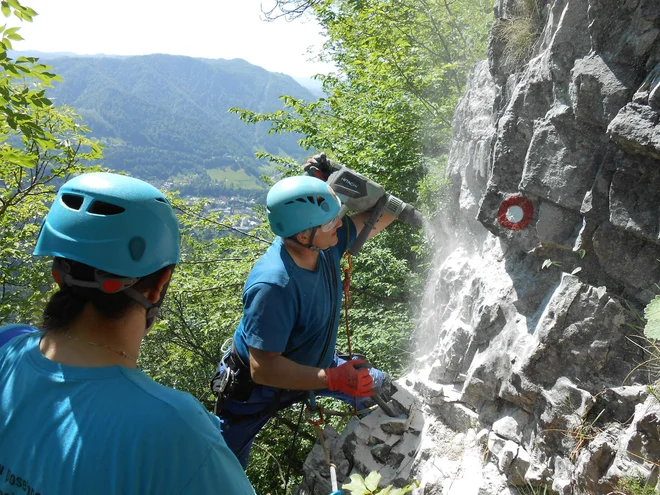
left=267, top=176, right=342, bottom=238
left=34, top=172, right=180, bottom=277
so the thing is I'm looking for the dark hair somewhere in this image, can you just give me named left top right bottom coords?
left=286, top=227, right=313, bottom=242
left=42, top=258, right=171, bottom=332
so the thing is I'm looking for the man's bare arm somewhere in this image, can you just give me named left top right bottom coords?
left=249, top=347, right=328, bottom=390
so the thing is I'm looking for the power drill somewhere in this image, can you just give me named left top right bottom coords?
left=304, top=154, right=424, bottom=255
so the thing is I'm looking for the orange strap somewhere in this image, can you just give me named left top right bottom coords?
left=341, top=252, right=357, bottom=413
left=306, top=404, right=325, bottom=426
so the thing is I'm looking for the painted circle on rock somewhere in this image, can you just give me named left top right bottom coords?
left=497, top=195, right=534, bottom=230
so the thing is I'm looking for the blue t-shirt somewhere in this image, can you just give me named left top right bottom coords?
left=233, top=219, right=356, bottom=369
left=0, top=328, right=255, bottom=495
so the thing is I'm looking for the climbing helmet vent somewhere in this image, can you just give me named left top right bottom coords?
left=288, top=196, right=327, bottom=207
left=61, top=194, right=84, bottom=210
left=88, top=201, right=125, bottom=216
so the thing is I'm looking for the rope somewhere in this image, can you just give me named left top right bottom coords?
left=285, top=250, right=357, bottom=484
left=314, top=423, right=331, bottom=465
left=287, top=250, right=359, bottom=484
left=283, top=402, right=306, bottom=491
left=306, top=393, right=333, bottom=472
left=341, top=252, right=357, bottom=414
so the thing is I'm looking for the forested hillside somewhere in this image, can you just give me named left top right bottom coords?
left=24, top=53, right=315, bottom=193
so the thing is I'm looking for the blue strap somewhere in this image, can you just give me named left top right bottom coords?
left=0, top=324, right=38, bottom=348
left=308, top=391, right=317, bottom=410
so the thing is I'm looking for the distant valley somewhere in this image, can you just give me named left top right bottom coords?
left=18, top=52, right=318, bottom=199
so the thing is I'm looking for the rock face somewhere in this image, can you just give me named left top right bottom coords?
left=300, top=1, right=660, bottom=493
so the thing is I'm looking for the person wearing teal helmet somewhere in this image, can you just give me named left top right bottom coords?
left=0, top=172, right=255, bottom=495
left=266, top=175, right=343, bottom=242
left=213, top=169, right=396, bottom=470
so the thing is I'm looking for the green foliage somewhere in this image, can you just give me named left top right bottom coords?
left=245, top=405, right=313, bottom=494
left=616, top=474, right=658, bottom=495
left=415, top=155, right=452, bottom=218
left=336, top=238, right=417, bottom=375
left=342, top=471, right=418, bottom=495
left=234, top=0, right=493, bottom=190
left=640, top=295, right=660, bottom=402
left=140, top=197, right=272, bottom=406
left=540, top=259, right=557, bottom=270
left=643, top=295, right=660, bottom=340
left=621, top=297, right=660, bottom=404
left=0, top=1, right=102, bottom=325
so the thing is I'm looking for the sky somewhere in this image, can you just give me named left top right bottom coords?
left=13, top=0, right=334, bottom=78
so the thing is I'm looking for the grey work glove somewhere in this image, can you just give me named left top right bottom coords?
left=303, top=153, right=340, bottom=181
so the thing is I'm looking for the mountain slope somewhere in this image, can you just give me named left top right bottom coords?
left=30, top=53, right=315, bottom=190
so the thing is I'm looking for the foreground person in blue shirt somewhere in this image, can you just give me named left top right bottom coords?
left=0, top=173, right=255, bottom=495
left=213, top=171, right=398, bottom=469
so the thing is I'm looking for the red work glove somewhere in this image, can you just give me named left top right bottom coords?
left=324, top=359, right=375, bottom=397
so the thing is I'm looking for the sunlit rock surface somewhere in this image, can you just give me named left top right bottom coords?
left=299, top=0, right=660, bottom=493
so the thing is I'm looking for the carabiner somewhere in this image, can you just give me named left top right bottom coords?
left=306, top=404, right=325, bottom=426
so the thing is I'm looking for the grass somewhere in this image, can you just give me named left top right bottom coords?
left=493, top=0, right=546, bottom=69
left=568, top=409, right=604, bottom=462
left=515, top=479, right=551, bottom=495
left=206, top=167, right=265, bottom=191
left=612, top=474, right=658, bottom=495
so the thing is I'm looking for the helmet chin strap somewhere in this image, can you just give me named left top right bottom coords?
left=125, top=289, right=160, bottom=330
left=292, top=227, right=323, bottom=251
left=52, top=258, right=173, bottom=331
left=125, top=272, right=174, bottom=331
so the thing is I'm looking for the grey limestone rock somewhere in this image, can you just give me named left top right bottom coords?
left=608, top=103, right=660, bottom=160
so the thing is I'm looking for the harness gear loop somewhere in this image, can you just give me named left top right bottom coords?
left=341, top=252, right=357, bottom=414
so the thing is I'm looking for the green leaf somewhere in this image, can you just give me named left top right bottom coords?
left=364, top=471, right=382, bottom=491
left=1, top=3, right=10, bottom=17
left=643, top=295, right=660, bottom=340
left=388, top=484, right=417, bottom=495
left=571, top=267, right=582, bottom=275
left=542, top=259, right=552, bottom=270
left=342, top=474, right=370, bottom=495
